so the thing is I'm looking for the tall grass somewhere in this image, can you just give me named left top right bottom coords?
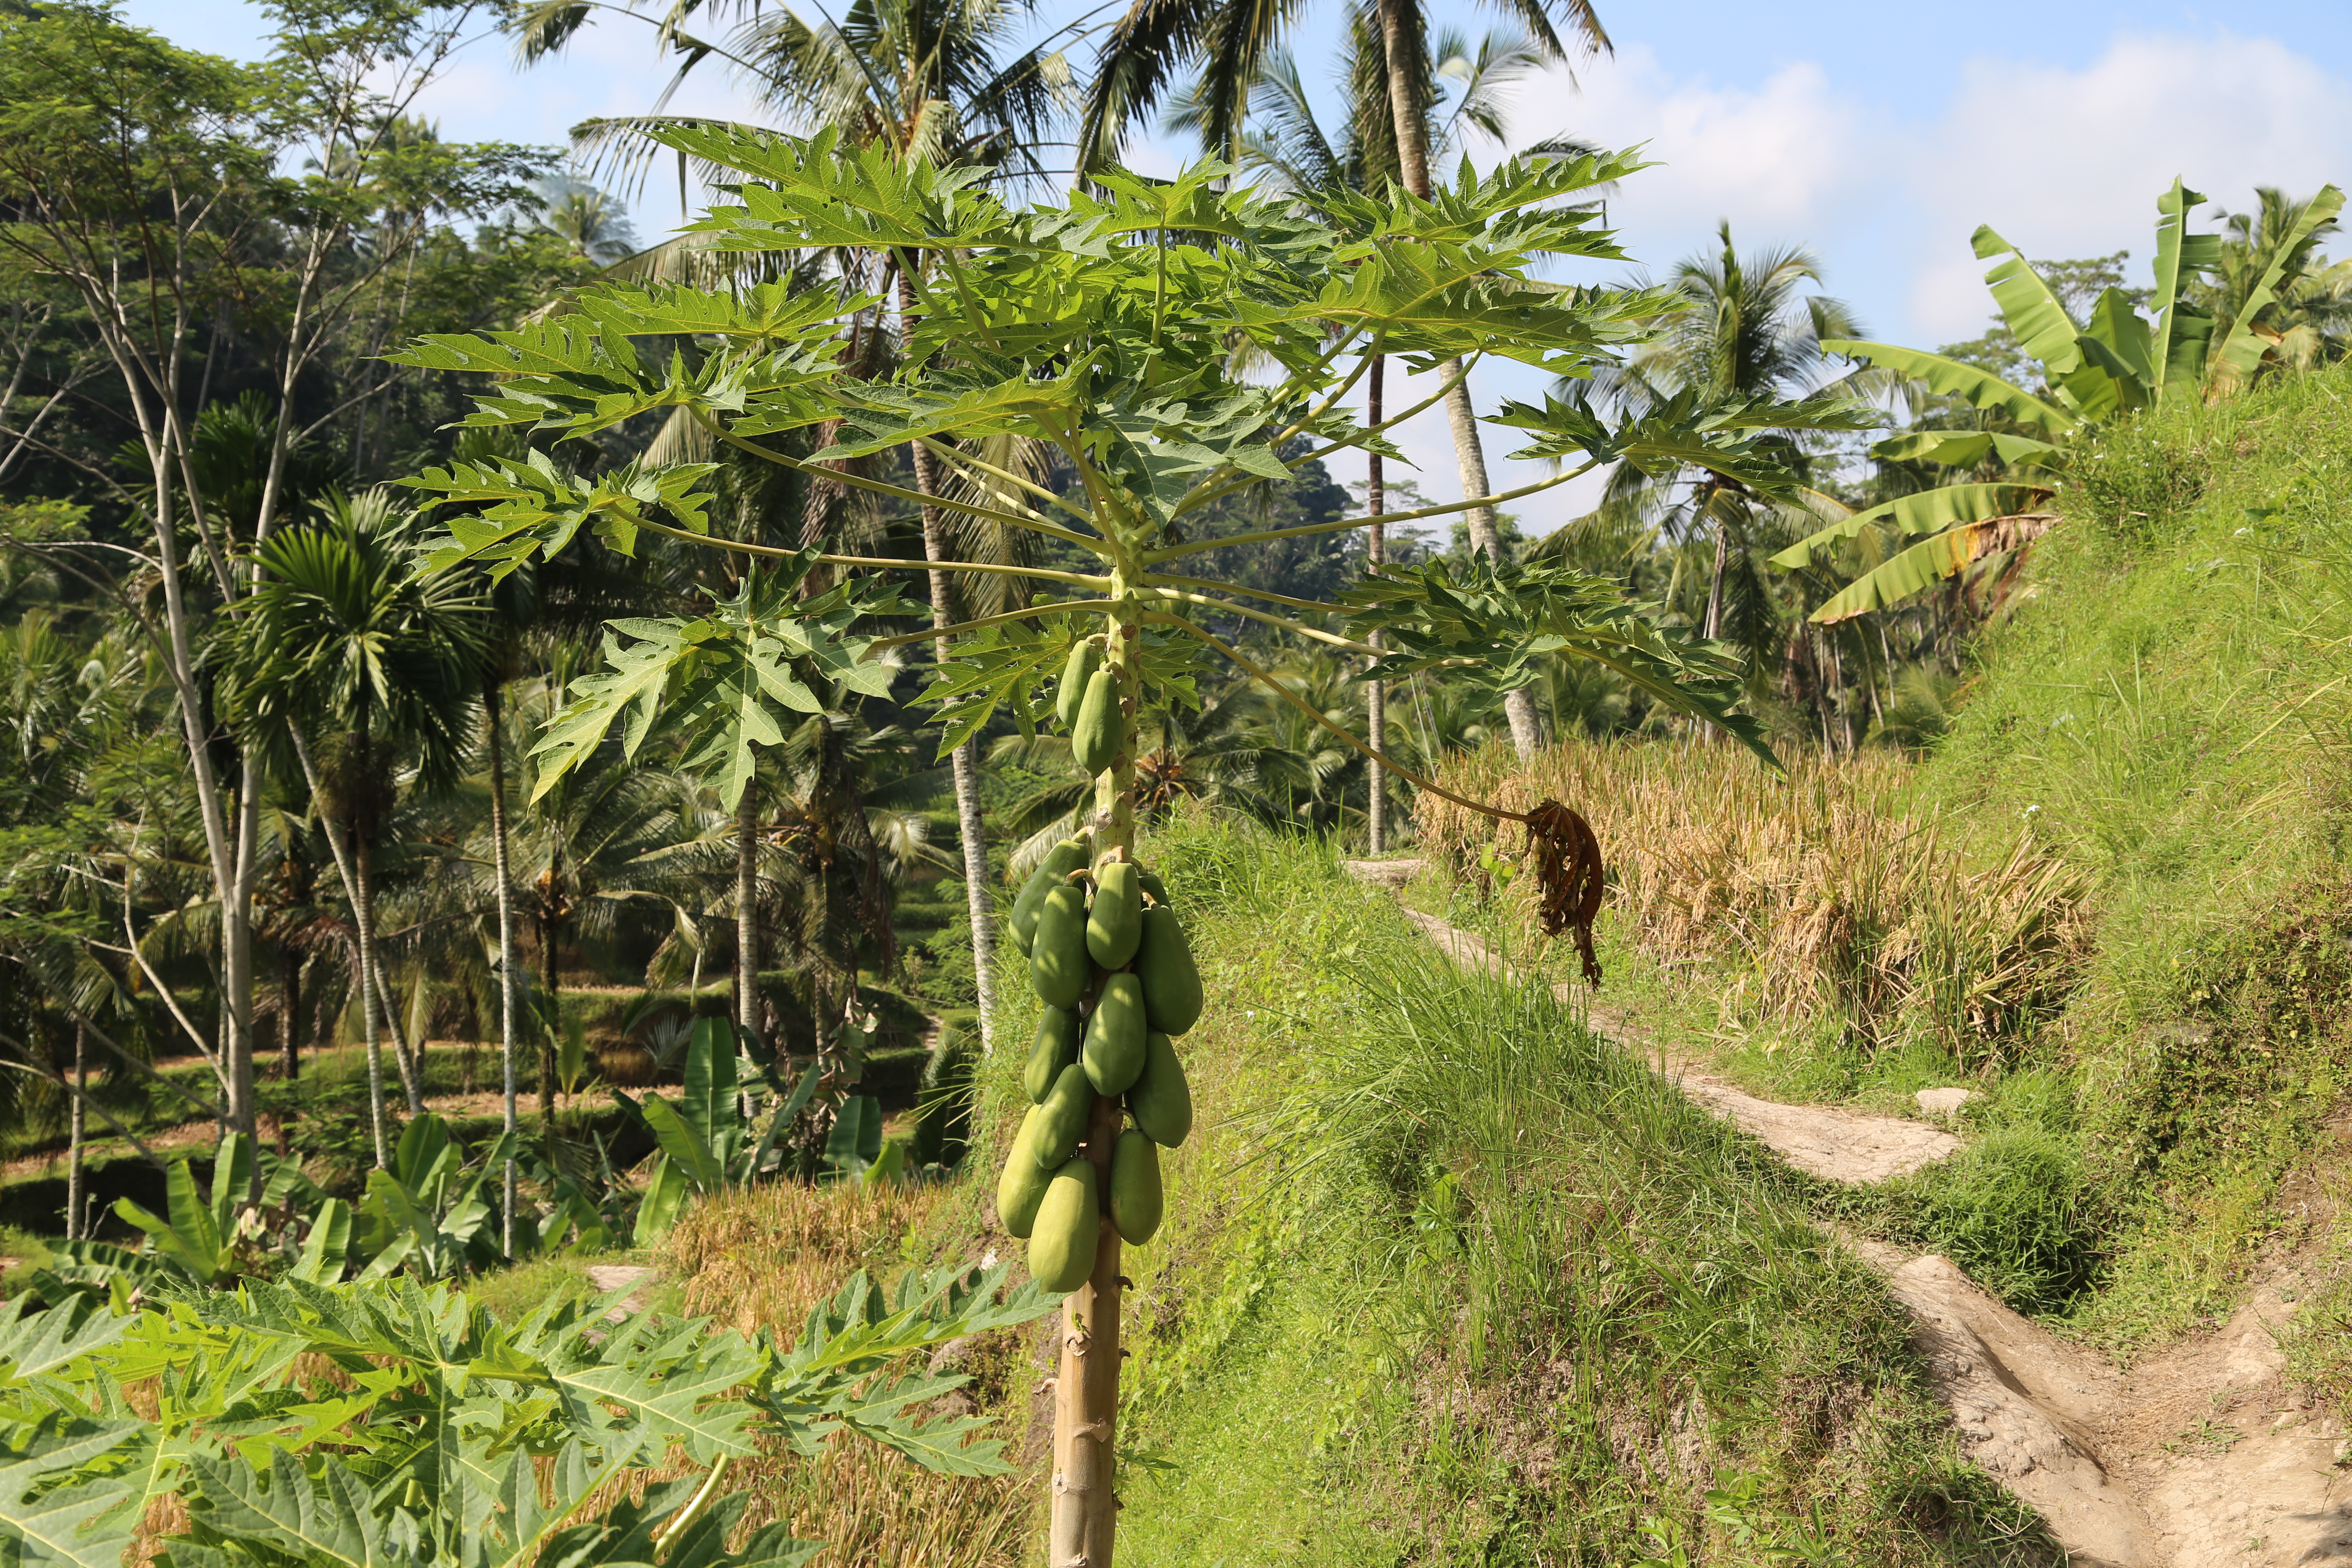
left=1102, top=814, right=2048, bottom=1566
left=1418, top=743, right=2091, bottom=1066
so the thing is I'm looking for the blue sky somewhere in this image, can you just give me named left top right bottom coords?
left=121, top=0, right=2352, bottom=531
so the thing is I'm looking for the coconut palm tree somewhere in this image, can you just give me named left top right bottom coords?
left=1557, top=223, right=1862, bottom=677
left=221, top=494, right=485, bottom=1167
left=2201, top=187, right=2352, bottom=391
left=511, top=0, right=1072, bottom=1055
left=1218, top=22, right=1576, bottom=837
left=1090, top=0, right=1608, bottom=759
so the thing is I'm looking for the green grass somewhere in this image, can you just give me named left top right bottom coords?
left=981, top=813, right=2049, bottom=1566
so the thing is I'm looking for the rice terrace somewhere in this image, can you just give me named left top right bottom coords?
left=0, top=0, right=2346, bottom=1561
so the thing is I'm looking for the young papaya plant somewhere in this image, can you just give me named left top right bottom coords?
left=0, top=1260, right=1059, bottom=1566
left=394, top=134, right=1860, bottom=1560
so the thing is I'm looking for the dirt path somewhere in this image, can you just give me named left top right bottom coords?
left=1347, top=857, right=2352, bottom=1567
left=1352, top=865, right=1960, bottom=1184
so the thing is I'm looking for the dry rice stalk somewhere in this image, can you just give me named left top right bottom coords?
left=658, top=1181, right=951, bottom=1338
left=1420, top=740, right=2092, bottom=1064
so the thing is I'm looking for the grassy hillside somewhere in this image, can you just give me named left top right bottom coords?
left=974, top=815, right=2039, bottom=1566
left=1424, top=361, right=2352, bottom=1357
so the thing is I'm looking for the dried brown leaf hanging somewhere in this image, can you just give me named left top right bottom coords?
left=1525, top=798, right=1605, bottom=985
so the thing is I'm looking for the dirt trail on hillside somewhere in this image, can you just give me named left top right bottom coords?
left=1345, top=861, right=1959, bottom=1184
left=1345, top=857, right=2352, bottom=1568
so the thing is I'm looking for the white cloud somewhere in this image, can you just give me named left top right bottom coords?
left=1505, top=46, right=1868, bottom=278
left=1905, top=32, right=2352, bottom=338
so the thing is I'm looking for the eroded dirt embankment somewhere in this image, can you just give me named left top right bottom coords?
left=1348, top=859, right=2352, bottom=1568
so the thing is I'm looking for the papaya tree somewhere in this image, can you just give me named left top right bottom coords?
left=1778, top=178, right=2345, bottom=622
left=392, top=132, right=1862, bottom=1560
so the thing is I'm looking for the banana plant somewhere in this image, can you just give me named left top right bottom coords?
left=113, top=1133, right=349, bottom=1289
left=631, top=1018, right=821, bottom=1243
left=356, top=1114, right=510, bottom=1280
left=1778, top=179, right=2345, bottom=621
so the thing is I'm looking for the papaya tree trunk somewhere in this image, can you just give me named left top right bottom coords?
left=487, top=681, right=520, bottom=1257
left=1378, top=0, right=1539, bottom=760
left=65, top=1020, right=85, bottom=1241
left=353, top=830, right=389, bottom=1169
left=1050, top=581, right=1139, bottom=1568
left=1366, top=354, right=1387, bottom=856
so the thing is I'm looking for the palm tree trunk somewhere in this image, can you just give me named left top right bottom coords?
left=65, top=1021, right=85, bottom=1241
left=1703, top=522, right=1730, bottom=641
left=280, top=944, right=301, bottom=1082
left=539, top=914, right=561, bottom=1149
left=353, top=830, right=389, bottom=1169
left=1379, top=0, right=1538, bottom=760
left=736, top=783, right=760, bottom=1046
left=487, top=682, right=520, bottom=1257
left=226, top=788, right=261, bottom=1143
left=898, top=271, right=1001, bottom=1052
left=375, top=956, right=425, bottom=1115
left=1366, top=354, right=1388, bottom=856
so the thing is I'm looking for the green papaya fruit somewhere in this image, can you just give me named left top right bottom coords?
left=1029, top=883, right=1089, bottom=1009
left=995, top=1107, right=1054, bottom=1238
left=1136, top=867, right=1170, bottom=908
left=1087, top=861, right=1142, bottom=968
left=1029, top=1158, right=1099, bottom=1292
left=1110, top=1129, right=1164, bottom=1245
left=1127, top=1031, right=1193, bottom=1148
left=1009, top=836, right=1090, bottom=956
left=1055, top=639, right=1102, bottom=731
left=1072, top=667, right=1122, bottom=775
left=1082, top=972, right=1148, bottom=1095
left=1136, top=905, right=1204, bottom=1035
left=1034, top=1061, right=1094, bottom=1168
left=1025, top=1005, right=1081, bottom=1103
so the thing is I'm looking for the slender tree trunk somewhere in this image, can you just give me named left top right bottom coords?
left=353, top=831, right=389, bottom=1169
left=225, top=787, right=260, bottom=1146
left=1379, top=0, right=1538, bottom=760
left=374, top=955, right=424, bottom=1114
left=540, top=913, right=561, bottom=1147
left=736, top=782, right=760, bottom=1043
left=898, top=273, right=1001, bottom=1051
left=1050, top=575, right=1139, bottom=1568
left=280, top=944, right=301, bottom=1082
left=1366, top=355, right=1389, bottom=855
left=65, top=1022, right=85, bottom=1242
left=487, top=683, right=520, bottom=1257
left=1702, top=520, right=1730, bottom=642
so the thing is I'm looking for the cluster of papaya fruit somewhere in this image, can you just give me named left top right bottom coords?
left=994, top=640, right=1201, bottom=1292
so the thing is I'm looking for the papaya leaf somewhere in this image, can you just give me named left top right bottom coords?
left=1338, top=557, right=1776, bottom=765
left=529, top=553, right=914, bottom=801
left=402, top=452, right=717, bottom=580
left=1489, top=386, right=1878, bottom=486
left=0, top=1293, right=132, bottom=1385
left=0, top=1415, right=144, bottom=1568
